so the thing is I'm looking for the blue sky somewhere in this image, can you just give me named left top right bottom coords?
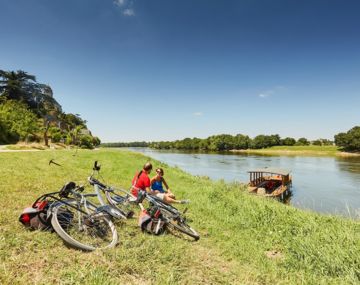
left=1, top=0, right=359, bottom=142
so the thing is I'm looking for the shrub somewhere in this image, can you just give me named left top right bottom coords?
left=79, top=135, right=94, bottom=149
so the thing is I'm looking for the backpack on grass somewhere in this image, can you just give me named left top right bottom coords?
left=19, top=199, right=53, bottom=231
left=138, top=206, right=165, bottom=235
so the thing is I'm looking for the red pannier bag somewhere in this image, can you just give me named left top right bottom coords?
left=19, top=199, right=52, bottom=231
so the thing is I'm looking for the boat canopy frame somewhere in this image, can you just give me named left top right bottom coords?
left=248, top=168, right=291, bottom=187
left=247, top=168, right=291, bottom=176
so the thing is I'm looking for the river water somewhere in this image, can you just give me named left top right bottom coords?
left=124, top=147, right=360, bottom=218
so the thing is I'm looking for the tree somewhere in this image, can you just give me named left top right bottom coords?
left=295, top=137, right=310, bottom=146
left=92, top=136, right=101, bottom=147
left=312, top=139, right=322, bottom=146
left=0, top=100, right=39, bottom=143
left=0, top=70, right=36, bottom=102
left=49, top=127, right=63, bottom=143
left=281, top=137, right=296, bottom=146
left=335, top=126, right=360, bottom=151
left=250, top=134, right=281, bottom=149
left=233, top=134, right=250, bottom=149
left=79, top=135, right=94, bottom=149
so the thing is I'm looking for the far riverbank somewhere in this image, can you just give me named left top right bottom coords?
left=229, top=145, right=360, bottom=157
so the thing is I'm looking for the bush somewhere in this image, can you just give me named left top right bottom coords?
left=79, top=135, right=94, bottom=149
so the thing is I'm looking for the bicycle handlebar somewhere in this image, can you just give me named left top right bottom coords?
left=88, top=176, right=107, bottom=189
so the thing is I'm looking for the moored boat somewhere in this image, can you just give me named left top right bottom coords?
left=248, top=168, right=292, bottom=199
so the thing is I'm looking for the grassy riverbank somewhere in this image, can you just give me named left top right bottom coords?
left=230, top=145, right=360, bottom=157
left=0, top=149, right=359, bottom=284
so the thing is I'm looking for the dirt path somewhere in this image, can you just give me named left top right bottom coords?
left=0, top=145, right=41, bottom=152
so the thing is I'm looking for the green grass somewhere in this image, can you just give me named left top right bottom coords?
left=0, top=149, right=359, bottom=284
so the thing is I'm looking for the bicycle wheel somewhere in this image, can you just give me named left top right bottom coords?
left=160, top=208, right=200, bottom=241
left=105, top=189, right=134, bottom=218
left=51, top=199, right=118, bottom=251
left=167, top=218, right=200, bottom=241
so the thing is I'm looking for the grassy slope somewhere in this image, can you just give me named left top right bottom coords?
left=0, top=149, right=359, bottom=284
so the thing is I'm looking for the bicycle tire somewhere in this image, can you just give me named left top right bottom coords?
left=167, top=218, right=200, bottom=241
left=160, top=207, right=200, bottom=241
left=51, top=199, right=118, bottom=251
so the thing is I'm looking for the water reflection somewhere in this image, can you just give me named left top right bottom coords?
left=123, top=148, right=360, bottom=218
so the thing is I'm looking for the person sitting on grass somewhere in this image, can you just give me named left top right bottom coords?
left=131, top=162, right=154, bottom=198
left=150, top=168, right=188, bottom=204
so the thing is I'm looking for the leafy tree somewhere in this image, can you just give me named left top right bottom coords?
left=0, top=100, right=39, bottom=143
left=0, top=70, right=36, bottom=102
left=269, top=134, right=281, bottom=146
left=321, top=139, right=333, bottom=146
left=312, top=139, right=322, bottom=146
left=49, top=127, right=62, bottom=143
left=251, top=135, right=268, bottom=149
left=335, top=126, right=360, bottom=151
left=92, top=136, right=101, bottom=146
left=281, top=137, right=296, bottom=146
left=250, top=134, right=281, bottom=149
left=0, top=117, right=18, bottom=143
left=79, top=135, right=94, bottom=149
left=295, top=137, right=310, bottom=146
left=312, top=138, right=333, bottom=146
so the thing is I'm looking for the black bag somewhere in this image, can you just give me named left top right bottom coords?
left=19, top=199, right=53, bottom=231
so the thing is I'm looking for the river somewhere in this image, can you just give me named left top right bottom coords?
left=124, top=147, right=360, bottom=218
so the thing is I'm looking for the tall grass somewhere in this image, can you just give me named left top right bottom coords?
left=0, top=149, right=359, bottom=284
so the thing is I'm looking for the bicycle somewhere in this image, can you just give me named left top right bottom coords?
left=87, top=161, right=200, bottom=240
left=88, top=161, right=136, bottom=219
left=141, top=192, right=200, bottom=241
left=33, top=181, right=119, bottom=251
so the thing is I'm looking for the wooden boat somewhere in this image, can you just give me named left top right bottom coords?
left=248, top=168, right=292, bottom=199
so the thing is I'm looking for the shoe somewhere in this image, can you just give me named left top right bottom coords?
left=126, top=210, right=135, bottom=219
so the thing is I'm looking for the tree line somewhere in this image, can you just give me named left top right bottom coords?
left=0, top=69, right=100, bottom=148
left=148, top=134, right=335, bottom=151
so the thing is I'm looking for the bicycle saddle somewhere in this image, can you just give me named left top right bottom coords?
left=59, top=181, right=76, bottom=198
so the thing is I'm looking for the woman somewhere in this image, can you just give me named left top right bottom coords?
left=131, top=162, right=153, bottom=197
left=150, top=168, right=188, bottom=204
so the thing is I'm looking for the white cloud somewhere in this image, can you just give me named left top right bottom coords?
left=193, top=112, right=203, bottom=116
left=258, top=90, right=274, bottom=98
left=123, top=8, right=135, bottom=16
left=113, top=0, right=136, bottom=16
left=114, top=0, right=126, bottom=7
left=258, top=93, right=269, bottom=98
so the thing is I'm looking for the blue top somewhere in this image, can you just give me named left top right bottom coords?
left=151, top=179, right=165, bottom=193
